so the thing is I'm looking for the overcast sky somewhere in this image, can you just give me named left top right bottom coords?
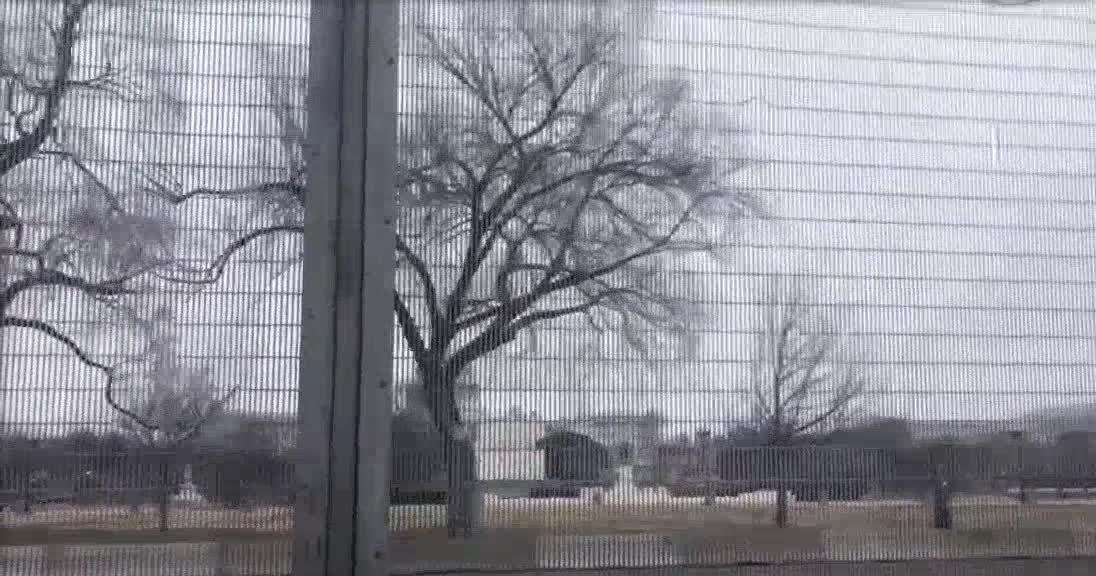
left=2, top=0, right=1095, bottom=437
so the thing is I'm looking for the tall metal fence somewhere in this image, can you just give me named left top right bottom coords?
left=3, top=0, right=1096, bottom=574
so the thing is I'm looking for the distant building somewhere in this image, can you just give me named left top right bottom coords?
left=473, top=413, right=659, bottom=486
left=554, top=410, right=664, bottom=466
left=199, top=413, right=297, bottom=455
left=475, top=420, right=547, bottom=482
left=907, top=419, right=1018, bottom=445
left=535, top=430, right=612, bottom=484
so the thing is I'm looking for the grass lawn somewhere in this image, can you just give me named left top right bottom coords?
left=5, top=497, right=1096, bottom=567
left=1, top=504, right=292, bottom=532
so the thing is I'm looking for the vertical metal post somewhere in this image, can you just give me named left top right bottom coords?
left=295, top=1, right=398, bottom=576
left=698, top=429, right=713, bottom=505
left=1009, top=430, right=1027, bottom=503
left=0, top=183, right=9, bottom=436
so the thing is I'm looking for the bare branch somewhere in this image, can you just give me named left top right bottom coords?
left=447, top=285, right=642, bottom=375
left=395, top=290, right=429, bottom=370
left=40, top=150, right=126, bottom=213
left=1, top=314, right=106, bottom=371
left=0, top=314, right=148, bottom=429
left=0, top=246, right=45, bottom=269
left=113, top=309, right=240, bottom=445
left=396, top=232, right=442, bottom=335
left=0, top=0, right=93, bottom=178
left=0, top=267, right=142, bottom=315
left=148, top=179, right=305, bottom=205
left=160, top=224, right=303, bottom=285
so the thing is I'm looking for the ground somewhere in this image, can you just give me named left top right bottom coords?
left=3, top=494, right=1096, bottom=573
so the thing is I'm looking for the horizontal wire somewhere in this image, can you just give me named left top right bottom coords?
left=443, top=386, right=1096, bottom=395
left=20, top=35, right=1092, bottom=110
left=400, top=63, right=1096, bottom=106
left=60, top=115, right=1096, bottom=157
left=35, top=153, right=1096, bottom=210
left=167, top=241, right=1096, bottom=265
left=9, top=322, right=1089, bottom=340
left=453, top=326, right=1095, bottom=341
left=397, top=267, right=1096, bottom=288
left=128, top=240, right=1096, bottom=266
left=646, top=31, right=1096, bottom=77
left=656, top=9, right=1096, bottom=50
left=20, top=291, right=1096, bottom=317
left=764, top=100, right=1096, bottom=130
left=9, top=350, right=1095, bottom=368
left=391, top=357, right=1096, bottom=367
left=898, top=4, right=1096, bottom=25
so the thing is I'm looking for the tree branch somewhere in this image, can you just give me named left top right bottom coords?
left=148, top=179, right=305, bottom=205
left=0, top=0, right=91, bottom=178
left=0, top=247, right=45, bottom=269
left=0, top=268, right=140, bottom=315
left=396, top=232, right=442, bottom=338
left=161, top=224, right=303, bottom=285
left=0, top=314, right=149, bottom=430
left=395, top=289, right=430, bottom=371
left=447, top=289, right=621, bottom=375
left=421, top=24, right=598, bottom=332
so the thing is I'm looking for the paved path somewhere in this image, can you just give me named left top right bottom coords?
left=4, top=536, right=1096, bottom=576
left=4, top=543, right=1096, bottom=576
left=0, top=543, right=290, bottom=576
left=450, top=558, right=1096, bottom=576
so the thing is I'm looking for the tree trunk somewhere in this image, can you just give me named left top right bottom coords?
left=21, top=469, right=32, bottom=513
left=420, top=362, right=480, bottom=538
left=158, top=461, right=171, bottom=532
left=445, top=435, right=477, bottom=538
left=932, top=477, right=952, bottom=530
left=702, top=441, right=714, bottom=506
left=775, top=486, right=789, bottom=528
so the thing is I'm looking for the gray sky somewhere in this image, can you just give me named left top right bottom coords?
left=2, top=0, right=1096, bottom=437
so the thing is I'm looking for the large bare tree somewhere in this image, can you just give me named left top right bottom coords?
left=750, top=276, right=865, bottom=527
left=1, top=0, right=176, bottom=423
left=165, top=20, right=755, bottom=535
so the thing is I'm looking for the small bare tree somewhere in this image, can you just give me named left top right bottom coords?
left=751, top=276, right=865, bottom=528
left=116, top=307, right=237, bottom=531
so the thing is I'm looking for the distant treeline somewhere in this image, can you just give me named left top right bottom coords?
left=0, top=429, right=295, bottom=510
left=651, top=420, right=1096, bottom=499
left=4, top=416, right=1096, bottom=510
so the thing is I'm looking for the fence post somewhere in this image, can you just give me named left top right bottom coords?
left=44, top=542, right=64, bottom=576
left=932, top=465, right=952, bottom=530
left=210, top=542, right=235, bottom=576
left=293, top=1, right=398, bottom=575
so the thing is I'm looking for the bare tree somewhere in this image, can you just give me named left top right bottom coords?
left=750, top=276, right=865, bottom=528
left=163, top=20, right=754, bottom=535
left=115, top=306, right=237, bottom=531
left=1, top=0, right=176, bottom=423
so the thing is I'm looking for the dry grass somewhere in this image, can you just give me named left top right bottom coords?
left=7, top=498, right=1096, bottom=534
left=0, top=504, right=292, bottom=532
left=5, top=500, right=1096, bottom=568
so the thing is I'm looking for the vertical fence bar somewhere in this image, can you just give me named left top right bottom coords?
left=295, top=1, right=398, bottom=575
